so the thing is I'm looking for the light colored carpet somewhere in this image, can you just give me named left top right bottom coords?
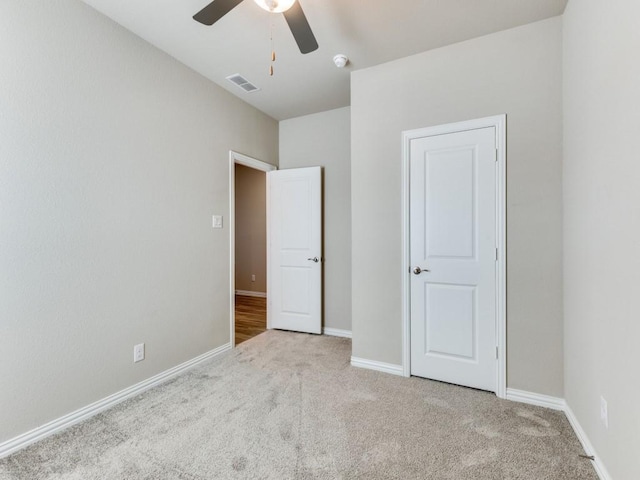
left=0, top=331, right=597, bottom=479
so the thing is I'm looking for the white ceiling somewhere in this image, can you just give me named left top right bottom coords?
left=82, top=0, right=568, bottom=120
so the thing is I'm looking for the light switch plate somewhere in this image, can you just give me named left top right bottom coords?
left=212, top=215, right=223, bottom=229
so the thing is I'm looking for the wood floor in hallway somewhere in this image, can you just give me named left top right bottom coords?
left=235, top=295, right=267, bottom=345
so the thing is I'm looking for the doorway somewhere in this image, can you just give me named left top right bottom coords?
left=401, top=116, right=507, bottom=398
left=229, top=152, right=324, bottom=346
left=229, top=151, right=276, bottom=346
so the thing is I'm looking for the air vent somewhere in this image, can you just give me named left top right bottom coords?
left=226, top=74, right=260, bottom=93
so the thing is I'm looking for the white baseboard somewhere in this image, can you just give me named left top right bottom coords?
left=0, top=342, right=232, bottom=459
left=235, top=290, right=267, bottom=298
left=505, top=389, right=609, bottom=480
left=350, top=356, right=403, bottom=376
left=323, top=328, right=352, bottom=339
left=506, top=388, right=566, bottom=411
left=564, top=405, right=612, bottom=480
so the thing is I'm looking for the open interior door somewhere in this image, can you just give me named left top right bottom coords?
left=268, top=167, right=322, bottom=334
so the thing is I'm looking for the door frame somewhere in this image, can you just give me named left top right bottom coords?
left=401, top=115, right=507, bottom=398
left=228, top=151, right=277, bottom=347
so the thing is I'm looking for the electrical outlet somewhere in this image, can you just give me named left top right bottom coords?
left=251, top=274, right=256, bottom=282
left=133, top=343, right=145, bottom=363
left=600, top=396, right=608, bottom=428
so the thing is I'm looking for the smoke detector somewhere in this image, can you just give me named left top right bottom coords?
left=333, top=54, right=349, bottom=68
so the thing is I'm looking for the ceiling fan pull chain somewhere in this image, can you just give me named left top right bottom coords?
left=269, top=19, right=276, bottom=76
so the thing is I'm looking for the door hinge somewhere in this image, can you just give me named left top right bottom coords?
left=496, top=347, right=499, bottom=359
left=495, top=248, right=498, bottom=261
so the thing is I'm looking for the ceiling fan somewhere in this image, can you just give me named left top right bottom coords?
left=193, top=0, right=319, bottom=54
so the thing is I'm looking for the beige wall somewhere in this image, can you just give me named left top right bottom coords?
left=279, top=108, right=352, bottom=332
left=563, top=1, right=640, bottom=477
left=234, top=165, right=267, bottom=294
left=351, top=18, right=564, bottom=396
left=0, top=1, right=278, bottom=443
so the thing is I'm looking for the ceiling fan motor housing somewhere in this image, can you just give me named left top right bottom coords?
left=254, top=0, right=296, bottom=13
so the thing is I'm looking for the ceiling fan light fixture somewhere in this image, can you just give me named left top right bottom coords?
left=253, top=0, right=296, bottom=13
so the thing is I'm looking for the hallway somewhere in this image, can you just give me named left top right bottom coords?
left=235, top=295, right=267, bottom=345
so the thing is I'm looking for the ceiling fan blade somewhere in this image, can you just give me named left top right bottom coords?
left=283, top=1, right=318, bottom=54
left=193, top=0, right=244, bottom=26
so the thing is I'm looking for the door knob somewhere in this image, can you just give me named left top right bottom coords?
left=413, top=266, right=429, bottom=275
left=308, top=257, right=319, bottom=263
